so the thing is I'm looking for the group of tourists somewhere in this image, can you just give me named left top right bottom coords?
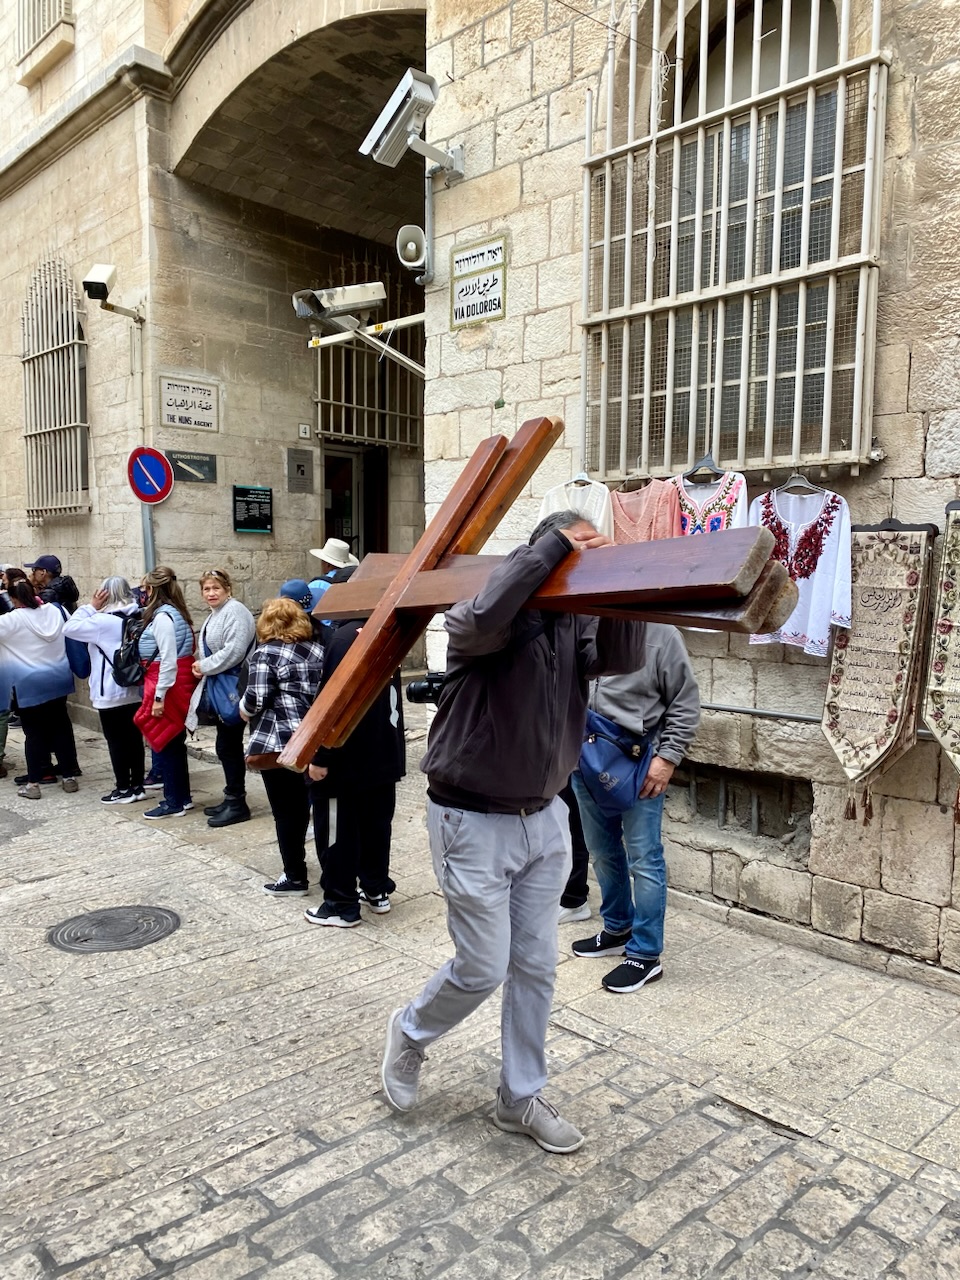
left=0, top=539, right=406, bottom=929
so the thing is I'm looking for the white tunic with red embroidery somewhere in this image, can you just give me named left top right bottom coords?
left=748, top=488, right=852, bottom=656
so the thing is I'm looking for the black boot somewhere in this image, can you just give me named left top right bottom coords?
left=207, top=796, right=251, bottom=828
left=203, top=794, right=231, bottom=817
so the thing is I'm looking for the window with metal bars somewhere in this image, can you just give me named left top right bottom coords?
left=21, top=260, right=90, bottom=526
left=18, top=0, right=73, bottom=59
left=582, top=0, right=887, bottom=480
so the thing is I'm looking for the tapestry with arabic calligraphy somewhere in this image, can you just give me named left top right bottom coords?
left=922, top=506, right=960, bottom=821
left=821, top=527, right=934, bottom=820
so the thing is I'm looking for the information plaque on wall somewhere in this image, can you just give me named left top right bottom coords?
left=233, top=485, right=273, bottom=534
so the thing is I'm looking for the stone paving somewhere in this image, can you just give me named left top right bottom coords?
left=1, top=716, right=960, bottom=1278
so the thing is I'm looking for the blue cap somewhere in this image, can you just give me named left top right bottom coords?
left=279, top=578, right=314, bottom=611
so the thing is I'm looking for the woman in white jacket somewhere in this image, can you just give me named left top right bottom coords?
left=0, top=579, right=80, bottom=799
left=63, top=577, right=145, bottom=804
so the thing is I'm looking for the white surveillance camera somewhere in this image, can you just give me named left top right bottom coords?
left=82, top=264, right=117, bottom=301
left=359, top=69, right=439, bottom=169
left=292, top=282, right=386, bottom=322
left=396, top=225, right=428, bottom=272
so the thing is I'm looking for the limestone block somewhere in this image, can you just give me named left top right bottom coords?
left=457, top=120, right=497, bottom=177
left=512, top=0, right=546, bottom=45
left=750, top=720, right=847, bottom=785
left=549, top=80, right=588, bottom=148
left=861, top=890, right=941, bottom=961
left=485, top=314, right=526, bottom=365
left=436, top=166, right=522, bottom=235
left=430, top=38, right=455, bottom=85
left=496, top=99, right=549, bottom=168
left=713, top=851, right=742, bottom=903
left=873, top=413, right=925, bottom=481
left=426, top=368, right=503, bottom=415
left=507, top=203, right=552, bottom=268
left=503, top=360, right=542, bottom=402
left=423, top=412, right=460, bottom=463
left=687, top=710, right=744, bottom=769
left=447, top=46, right=533, bottom=129
left=540, top=351, right=581, bottom=398
left=811, top=876, right=864, bottom=940
left=460, top=406, right=494, bottom=453
left=508, top=263, right=538, bottom=316
left=572, top=6, right=608, bottom=76
left=531, top=446, right=576, bottom=496
left=809, top=782, right=882, bottom=886
left=729, top=632, right=782, bottom=663
left=893, top=477, right=960, bottom=525
left=830, top=474, right=894, bottom=525
left=873, top=344, right=910, bottom=415
left=452, top=24, right=484, bottom=78
left=483, top=9, right=510, bottom=63
left=550, top=194, right=577, bottom=257
left=880, top=797, right=954, bottom=905
left=756, top=664, right=828, bottom=719
left=533, top=30, right=574, bottom=96
left=739, top=861, right=812, bottom=924
left=684, top=629, right=730, bottom=659
left=440, top=334, right=488, bottom=376
left=711, top=657, right=756, bottom=709
left=914, top=62, right=960, bottom=150
left=425, top=458, right=471, bottom=504
left=872, top=742, right=940, bottom=804
left=908, top=337, right=960, bottom=412
left=926, top=410, right=960, bottom=479
left=520, top=141, right=585, bottom=204
left=538, top=253, right=582, bottom=308
left=689, top=655, right=713, bottom=702
left=941, top=909, right=960, bottom=973
left=665, top=838, right=714, bottom=894
left=523, top=306, right=574, bottom=362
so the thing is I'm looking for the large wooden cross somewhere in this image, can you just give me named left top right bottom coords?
left=277, top=416, right=796, bottom=771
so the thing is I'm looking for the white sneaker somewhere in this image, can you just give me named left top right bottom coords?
left=558, top=903, right=591, bottom=924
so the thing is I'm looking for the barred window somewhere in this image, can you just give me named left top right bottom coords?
left=582, top=0, right=887, bottom=479
left=18, top=0, right=73, bottom=59
left=21, top=260, right=90, bottom=526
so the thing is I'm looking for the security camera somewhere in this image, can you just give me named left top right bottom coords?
left=396, top=225, right=427, bottom=272
left=360, top=69, right=439, bottom=169
left=292, top=282, right=386, bottom=337
left=82, top=264, right=117, bottom=301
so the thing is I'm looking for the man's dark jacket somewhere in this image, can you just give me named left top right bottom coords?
left=39, top=575, right=79, bottom=614
left=421, top=529, right=647, bottom=812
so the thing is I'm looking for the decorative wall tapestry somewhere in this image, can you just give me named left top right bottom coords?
left=922, top=503, right=960, bottom=822
left=821, top=524, right=935, bottom=821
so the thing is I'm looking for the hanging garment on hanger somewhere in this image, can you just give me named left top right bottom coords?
left=611, top=480, right=683, bottom=544
left=538, top=476, right=614, bottom=539
left=668, top=471, right=748, bottom=535
left=748, top=487, right=852, bottom=656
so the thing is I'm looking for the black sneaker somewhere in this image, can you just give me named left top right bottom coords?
left=572, top=928, right=633, bottom=959
left=14, top=772, right=57, bottom=787
left=358, top=890, right=390, bottom=914
left=143, top=772, right=163, bottom=791
left=101, top=787, right=146, bottom=805
left=263, top=875, right=309, bottom=897
left=303, top=902, right=362, bottom=927
left=602, top=958, right=663, bottom=992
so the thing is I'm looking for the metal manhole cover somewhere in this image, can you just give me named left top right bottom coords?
left=47, top=906, right=181, bottom=953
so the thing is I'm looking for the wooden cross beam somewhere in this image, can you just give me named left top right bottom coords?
left=277, top=416, right=796, bottom=771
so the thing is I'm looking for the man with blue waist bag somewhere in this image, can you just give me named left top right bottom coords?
left=570, top=624, right=700, bottom=993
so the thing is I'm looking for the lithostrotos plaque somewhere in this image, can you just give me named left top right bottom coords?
left=922, top=506, right=960, bottom=820
left=821, top=526, right=934, bottom=820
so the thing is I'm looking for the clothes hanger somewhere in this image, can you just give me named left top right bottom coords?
left=681, top=452, right=725, bottom=485
left=617, top=456, right=651, bottom=493
left=570, top=470, right=594, bottom=487
left=777, top=469, right=824, bottom=495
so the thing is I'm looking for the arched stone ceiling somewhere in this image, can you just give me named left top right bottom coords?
left=175, top=11, right=426, bottom=245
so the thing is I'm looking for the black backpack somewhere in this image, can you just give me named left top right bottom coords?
left=96, top=611, right=146, bottom=688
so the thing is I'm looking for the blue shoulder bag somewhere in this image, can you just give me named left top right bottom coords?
left=578, top=707, right=654, bottom=816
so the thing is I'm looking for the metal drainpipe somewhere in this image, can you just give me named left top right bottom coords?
left=700, top=700, right=936, bottom=742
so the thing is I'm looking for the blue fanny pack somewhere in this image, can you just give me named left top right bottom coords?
left=578, top=708, right=654, bottom=816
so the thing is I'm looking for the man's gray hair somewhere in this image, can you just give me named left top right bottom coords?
left=100, top=575, right=136, bottom=608
left=528, top=510, right=594, bottom=546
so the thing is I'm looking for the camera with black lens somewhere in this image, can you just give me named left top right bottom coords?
left=405, top=671, right=446, bottom=705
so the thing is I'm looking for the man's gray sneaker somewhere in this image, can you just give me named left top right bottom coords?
left=381, top=1007, right=424, bottom=1112
left=493, top=1091, right=584, bottom=1154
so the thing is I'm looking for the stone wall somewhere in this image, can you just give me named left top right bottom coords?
left=423, top=0, right=960, bottom=974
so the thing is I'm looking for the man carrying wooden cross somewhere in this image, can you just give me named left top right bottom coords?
left=380, top=509, right=647, bottom=1154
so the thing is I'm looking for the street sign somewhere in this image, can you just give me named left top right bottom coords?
left=128, top=447, right=174, bottom=504
left=168, top=450, right=217, bottom=484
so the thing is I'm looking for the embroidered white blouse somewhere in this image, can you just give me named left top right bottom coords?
left=748, top=488, right=852, bottom=656
left=668, top=472, right=749, bottom=535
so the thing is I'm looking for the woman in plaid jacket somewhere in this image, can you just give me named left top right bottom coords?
left=240, top=597, right=325, bottom=896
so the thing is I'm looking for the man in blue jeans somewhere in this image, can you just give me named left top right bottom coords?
left=571, top=623, right=699, bottom=993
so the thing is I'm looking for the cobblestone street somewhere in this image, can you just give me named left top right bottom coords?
left=2, top=717, right=959, bottom=1279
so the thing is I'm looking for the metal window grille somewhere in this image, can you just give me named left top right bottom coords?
left=21, top=260, right=90, bottom=526
left=18, top=0, right=73, bottom=58
left=316, top=260, right=423, bottom=448
left=582, top=0, right=887, bottom=479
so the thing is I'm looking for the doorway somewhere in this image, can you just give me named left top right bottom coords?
left=323, top=448, right=360, bottom=559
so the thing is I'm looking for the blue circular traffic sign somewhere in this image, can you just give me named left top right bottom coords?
left=128, top=447, right=174, bottom=504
